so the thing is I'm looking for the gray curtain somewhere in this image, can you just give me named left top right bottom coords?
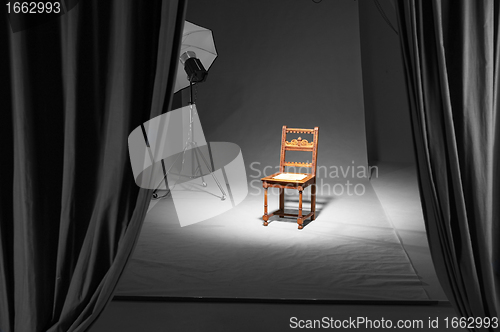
left=0, top=1, right=186, bottom=331
left=396, top=0, right=499, bottom=330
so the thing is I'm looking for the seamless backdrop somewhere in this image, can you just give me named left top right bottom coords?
left=181, top=0, right=368, bottom=176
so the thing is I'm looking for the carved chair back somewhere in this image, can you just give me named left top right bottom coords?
left=279, top=126, right=319, bottom=176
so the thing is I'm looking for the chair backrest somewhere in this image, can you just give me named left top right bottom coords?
left=279, top=126, right=319, bottom=176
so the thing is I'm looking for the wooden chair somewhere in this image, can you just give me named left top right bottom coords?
left=261, top=126, right=319, bottom=229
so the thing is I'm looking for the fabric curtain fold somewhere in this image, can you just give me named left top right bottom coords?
left=396, top=1, right=499, bottom=330
left=0, top=1, right=187, bottom=331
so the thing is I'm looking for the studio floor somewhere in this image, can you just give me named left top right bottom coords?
left=90, top=162, right=461, bottom=332
left=116, top=162, right=431, bottom=301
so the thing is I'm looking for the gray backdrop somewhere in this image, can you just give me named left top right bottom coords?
left=183, top=0, right=368, bottom=179
left=359, top=0, right=415, bottom=164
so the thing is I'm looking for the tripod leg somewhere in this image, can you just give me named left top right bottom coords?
left=192, top=145, right=207, bottom=187
left=191, top=144, right=196, bottom=179
left=194, top=144, right=227, bottom=200
left=152, top=145, right=187, bottom=199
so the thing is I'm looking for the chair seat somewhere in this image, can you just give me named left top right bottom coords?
left=261, top=172, right=315, bottom=188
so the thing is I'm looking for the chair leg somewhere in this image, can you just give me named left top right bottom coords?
left=279, top=188, right=284, bottom=217
left=263, top=186, right=269, bottom=226
left=298, top=189, right=303, bottom=229
left=311, top=183, right=316, bottom=221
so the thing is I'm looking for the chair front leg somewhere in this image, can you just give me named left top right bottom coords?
left=298, top=186, right=303, bottom=229
left=263, top=182, right=269, bottom=226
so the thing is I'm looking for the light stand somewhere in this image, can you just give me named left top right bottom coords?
left=151, top=52, right=226, bottom=201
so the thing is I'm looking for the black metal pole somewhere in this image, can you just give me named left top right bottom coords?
left=189, top=80, right=194, bottom=105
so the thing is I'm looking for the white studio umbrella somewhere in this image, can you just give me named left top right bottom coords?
left=174, top=21, right=218, bottom=93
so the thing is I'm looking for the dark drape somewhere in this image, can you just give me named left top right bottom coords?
left=0, top=1, right=186, bottom=331
left=396, top=0, right=499, bottom=330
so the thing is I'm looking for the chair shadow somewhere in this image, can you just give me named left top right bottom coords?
left=266, top=195, right=334, bottom=229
